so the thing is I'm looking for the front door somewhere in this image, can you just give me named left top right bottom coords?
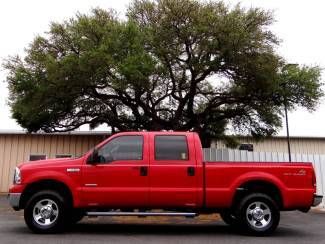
left=82, top=134, right=149, bottom=207
left=148, top=133, right=199, bottom=208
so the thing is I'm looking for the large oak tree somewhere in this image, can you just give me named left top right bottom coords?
left=4, top=0, right=323, bottom=146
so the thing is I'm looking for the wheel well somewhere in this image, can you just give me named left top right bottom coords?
left=232, top=180, right=283, bottom=209
left=20, top=180, right=73, bottom=209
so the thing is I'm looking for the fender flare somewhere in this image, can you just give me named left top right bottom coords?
left=229, top=171, right=286, bottom=206
left=22, top=171, right=80, bottom=207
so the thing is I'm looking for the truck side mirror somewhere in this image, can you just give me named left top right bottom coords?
left=87, top=149, right=100, bottom=164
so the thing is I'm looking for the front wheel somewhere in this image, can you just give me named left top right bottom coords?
left=24, top=190, right=68, bottom=233
left=237, top=193, right=280, bottom=236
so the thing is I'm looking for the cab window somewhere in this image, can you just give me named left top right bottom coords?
left=154, top=135, right=188, bottom=160
left=97, top=135, right=143, bottom=162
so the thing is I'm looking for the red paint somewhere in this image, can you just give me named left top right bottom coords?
left=81, top=132, right=149, bottom=207
left=9, top=131, right=316, bottom=210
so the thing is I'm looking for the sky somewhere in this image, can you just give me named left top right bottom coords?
left=0, top=0, right=324, bottom=136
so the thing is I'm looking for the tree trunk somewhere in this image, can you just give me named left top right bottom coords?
left=199, top=131, right=212, bottom=148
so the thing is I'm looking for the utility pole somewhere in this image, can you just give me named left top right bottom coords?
left=284, top=100, right=291, bottom=162
left=281, top=63, right=297, bottom=162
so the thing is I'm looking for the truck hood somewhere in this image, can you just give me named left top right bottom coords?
left=18, top=157, right=83, bottom=169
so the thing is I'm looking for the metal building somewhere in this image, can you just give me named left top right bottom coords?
left=212, top=136, right=325, bottom=154
left=0, top=131, right=108, bottom=192
left=1, top=130, right=325, bottom=193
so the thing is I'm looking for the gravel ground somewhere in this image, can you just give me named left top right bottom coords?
left=1, top=195, right=325, bottom=244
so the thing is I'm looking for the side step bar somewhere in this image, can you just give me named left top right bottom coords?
left=86, top=211, right=198, bottom=217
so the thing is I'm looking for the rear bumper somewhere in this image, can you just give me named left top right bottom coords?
left=313, top=194, right=323, bottom=207
left=7, top=193, right=21, bottom=209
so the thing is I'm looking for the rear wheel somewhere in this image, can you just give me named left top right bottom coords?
left=237, top=193, right=280, bottom=236
left=24, top=190, right=68, bottom=233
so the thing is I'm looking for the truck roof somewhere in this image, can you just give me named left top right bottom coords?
left=114, top=131, right=197, bottom=136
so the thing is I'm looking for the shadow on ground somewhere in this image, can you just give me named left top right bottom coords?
left=8, top=220, right=305, bottom=237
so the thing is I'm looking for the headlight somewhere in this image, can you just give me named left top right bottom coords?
left=13, top=167, right=21, bottom=184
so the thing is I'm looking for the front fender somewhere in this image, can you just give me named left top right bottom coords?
left=23, top=170, right=81, bottom=207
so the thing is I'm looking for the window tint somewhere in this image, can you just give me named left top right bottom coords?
left=97, top=135, right=143, bottom=162
left=29, top=155, right=46, bottom=161
left=155, top=135, right=188, bottom=160
left=56, top=154, right=72, bottom=158
left=239, top=144, right=254, bottom=152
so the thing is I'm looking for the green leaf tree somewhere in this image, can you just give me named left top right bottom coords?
left=3, top=0, right=323, bottom=147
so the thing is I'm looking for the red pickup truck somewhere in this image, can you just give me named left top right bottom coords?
left=8, top=131, right=322, bottom=235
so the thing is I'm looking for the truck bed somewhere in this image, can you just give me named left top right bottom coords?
left=203, top=161, right=315, bottom=209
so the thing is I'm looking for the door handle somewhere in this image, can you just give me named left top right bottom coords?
left=187, top=166, right=195, bottom=176
left=139, top=166, right=148, bottom=176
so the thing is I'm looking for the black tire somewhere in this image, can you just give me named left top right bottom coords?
left=24, top=190, right=69, bottom=233
left=220, top=210, right=239, bottom=226
left=236, top=193, right=280, bottom=236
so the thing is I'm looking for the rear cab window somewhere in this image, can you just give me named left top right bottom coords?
left=154, top=135, right=189, bottom=160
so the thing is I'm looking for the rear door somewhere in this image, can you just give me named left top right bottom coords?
left=148, top=133, right=199, bottom=208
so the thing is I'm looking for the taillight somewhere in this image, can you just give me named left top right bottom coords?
left=312, top=168, right=316, bottom=188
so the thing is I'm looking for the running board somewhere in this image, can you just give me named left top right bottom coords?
left=86, top=211, right=198, bottom=217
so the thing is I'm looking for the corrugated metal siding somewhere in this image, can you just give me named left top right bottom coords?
left=212, top=137, right=325, bottom=154
left=203, top=148, right=325, bottom=208
left=0, top=134, right=106, bottom=192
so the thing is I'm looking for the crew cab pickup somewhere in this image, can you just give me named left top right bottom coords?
left=8, top=131, right=322, bottom=235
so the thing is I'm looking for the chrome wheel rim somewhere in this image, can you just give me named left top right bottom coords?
left=33, top=199, right=59, bottom=226
left=246, top=201, right=271, bottom=229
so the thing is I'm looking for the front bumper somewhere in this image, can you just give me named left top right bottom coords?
left=313, top=194, right=323, bottom=207
left=8, top=193, right=21, bottom=209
